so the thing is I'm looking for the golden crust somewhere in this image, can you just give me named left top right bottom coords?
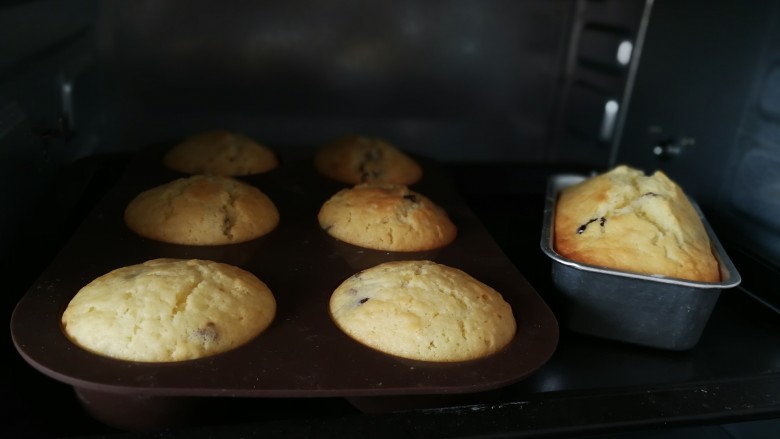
left=61, top=258, right=276, bottom=362
left=554, top=165, right=720, bottom=282
left=317, top=182, right=457, bottom=252
left=313, top=135, right=422, bottom=185
left=329, top=260, right=516, bottom=362
left=125, top=175, right=279, bottom=245
left=163, top=130, right=278, bottom=176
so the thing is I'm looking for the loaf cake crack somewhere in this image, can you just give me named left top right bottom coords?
left=553, top=165, right=720, bottom=282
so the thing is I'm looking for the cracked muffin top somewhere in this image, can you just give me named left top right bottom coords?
left=163, top=130, right=279, bottom=177
left=124, top=175, right=279, bottom=245
left=61, top=258, right=276, bottom=362
left=317, top=182, right=457, bottom=252
left=329, top=260, right=516, bottom=362
left=554, top=165, right=720, bottom=282
left=313, top=135, right=423, bottom=185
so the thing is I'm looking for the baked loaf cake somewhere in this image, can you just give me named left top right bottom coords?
left=329, top=260, right=516, bottom=362
left=61, top=258, right=276, bottom=362
left=318, top=182, right=457, bottom=252
left=554, top=165, right=720, bottom=282
left=313, top=135, right=423, bottom=185
left=163, top=130, right=278, bottom=176
left=125, top=175, right=279, bottom=245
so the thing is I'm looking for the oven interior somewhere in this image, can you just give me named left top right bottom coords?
left=4, top=0, right=780, bottom=437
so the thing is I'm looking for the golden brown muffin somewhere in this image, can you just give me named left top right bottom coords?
left=329, top=260, right=517, bottom=362
left=125, top=175, right=279, bottom=245
left=318, top=182, right=457, bottom=252
left=61, top=258, right=276, bottom=362
left=554, top=165, right=720, bottom=282
left=313, top=135, right=423, bottom=185
left=163, top=130, right=278, bottom=176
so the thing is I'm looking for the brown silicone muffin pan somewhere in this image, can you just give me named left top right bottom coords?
left=11, top=144, right=559, bottom=423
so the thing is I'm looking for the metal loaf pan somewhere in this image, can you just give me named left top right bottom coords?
left=540, top=174, right=742, bottom=351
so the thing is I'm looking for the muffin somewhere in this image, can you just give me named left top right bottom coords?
left=61, top=258, right=276, bottom=362
left=317, top=182, right=457, bottom=252
left=313, top=135, right=423, bottom=185
left=554, top=165, right=720, bottom=282
left=163, top=130, right=279, bottom=176
left=125, top=175, right=279, bottom=245
left=329, top=260, right=516, bottom=362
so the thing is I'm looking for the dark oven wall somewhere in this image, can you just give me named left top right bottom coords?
left=95, top=0, right=649, bottom=164
left=96, top=0, right=575, bottom=162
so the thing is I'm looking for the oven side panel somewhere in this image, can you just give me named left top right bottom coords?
left=0, top=0, right=100, bottom=259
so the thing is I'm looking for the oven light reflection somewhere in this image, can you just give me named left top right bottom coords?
left=617, top=40, right=633, bottom=66
left=600, top=100, right=620, bottom=141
